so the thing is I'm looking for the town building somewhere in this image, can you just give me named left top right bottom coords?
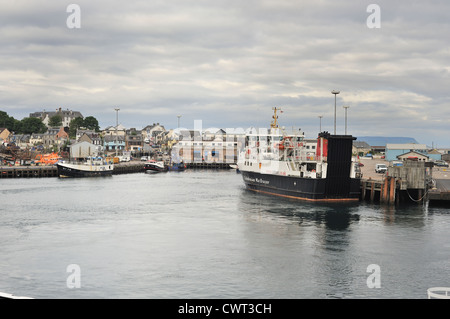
left=103, top=135, right=125, bottom=154
left=70, top=141, right=102, bottom=159
left=102, top=124, right=126, bottom=137
left=30, top=108, right=83, bottom=127
left=396, top=150, right=429, bottom=162
left=142, top=123, right=166, bottom=144
left=30, top=133, right=44, bottom=146
left=159, top=129, right=179, bottom=152
left=76, top=129, right=102, bottom=146
left=0, top=128, right=11, bottom=141
left=41, top=127, right=69, bottom=149
left=426, top=149, right=443, bottom=161
left=385, top=143, right=428, bottom=161
left=352, top=141, right=372, bottom=156
left=171, top=129, right=244, bottom=164
left=125, top=128, right=143, bottom=153
left=9, top=134, right=31, bottom=149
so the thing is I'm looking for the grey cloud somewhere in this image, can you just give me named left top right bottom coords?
left=1, top=1, right=450, bottom=146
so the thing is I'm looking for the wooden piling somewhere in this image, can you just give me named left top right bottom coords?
left=362, top=181, right=367, bottom=201
left=381, top=177, right=389, bottom=203
left=389, top=177, right=396, bottom=203
left=370, top=181, right=375, bottom=201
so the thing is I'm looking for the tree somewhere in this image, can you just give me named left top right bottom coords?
left=0, top=110, right=20, bottom=132
left=48, top=114, right=62, bottom=127
left=83, top=116, right=100, bottom=132
left=18, top=117, right=47, bottom=135
left=69, top=117, right=85, bottom=138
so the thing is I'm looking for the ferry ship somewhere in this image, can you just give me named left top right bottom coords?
left=237, top=108, right=361, bottom=201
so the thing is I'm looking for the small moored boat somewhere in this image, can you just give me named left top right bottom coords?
left=144, top=160, right=168, bottom=173
left=167, top=162, right=186, bottom=171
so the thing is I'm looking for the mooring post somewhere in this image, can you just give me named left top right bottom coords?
left=382, top=177, right=389, bottom=203
left=389, top=177, right=396, bottom=204
left=370, top=181, right=375, bottom=201
left=362, top=181, right=367, bottom=201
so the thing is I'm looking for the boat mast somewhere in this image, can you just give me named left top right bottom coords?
left=270, top=107, right=282, bottom=129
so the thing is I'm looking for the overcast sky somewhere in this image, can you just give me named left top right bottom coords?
left=1, top=1, right=449, bottom=146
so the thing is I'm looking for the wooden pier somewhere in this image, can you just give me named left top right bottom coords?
left=185, top=162, right=232, bottom=169
left=428, top=179, right=450, bottom=205
left=360, top=161, right=432, bottom=204
left=112, top=162, right=146, bottom=175
left=0, top=166, right=58, bottom=178
left=0, top=162, right=146, bottom=178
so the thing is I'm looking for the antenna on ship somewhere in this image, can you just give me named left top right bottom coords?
left=271, top=107, right=282, bottom=128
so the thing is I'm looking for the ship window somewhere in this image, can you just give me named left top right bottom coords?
left=306, top=163, right=316, bottom=171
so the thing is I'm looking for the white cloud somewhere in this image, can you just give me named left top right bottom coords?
left=0, top=1, right=449, bottom=146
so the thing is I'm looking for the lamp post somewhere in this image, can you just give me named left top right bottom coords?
left=115, top=108, right=120, bottom=157
left=177, top=115, right=182, bottom=128
left=331, top=90, right=340, bottom=135
left=343, top=105, right=350, bottom=135
left=318, top=115, right=323, bottom=132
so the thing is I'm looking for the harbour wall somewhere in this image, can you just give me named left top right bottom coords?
left=0, top=162, right=147, bottom=178
left=0, top=161, right=232, bottom=178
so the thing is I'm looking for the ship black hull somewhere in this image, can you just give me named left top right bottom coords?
left=56, top=163, right=113, bottom=178
left=241, top=171, right=360, bottom=201
left=144, top=164, right=168, bottom=173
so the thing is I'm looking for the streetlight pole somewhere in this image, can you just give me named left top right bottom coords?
left=115, top=108, right=120, bottom=157
left=177, top=115, right=182, bottom=129
left=331, top=90, right=340, bottom=135
left=343, top=105, right=350, bottom=135
left=318, top=115, right=323, bottom=132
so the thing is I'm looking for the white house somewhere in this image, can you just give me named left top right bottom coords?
left=102, top=124, right=126, bottom=137
left=30, top=108, right=83, bottom=127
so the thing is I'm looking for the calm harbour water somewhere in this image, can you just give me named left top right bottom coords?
left=1, top=169, right=449, bottom=299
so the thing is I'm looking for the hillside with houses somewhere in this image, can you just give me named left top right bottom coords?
left=0, top=109, right=247, bottom=165
left=2, top=109, right=450, bottom=166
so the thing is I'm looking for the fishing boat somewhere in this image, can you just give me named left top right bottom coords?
left=167, top=162, right=186, bottom=171
left=237, top=107, right=361, bottom=201
left=144, top=160, right=168, bottom=173
left=56, top=157, right=114, bottom=178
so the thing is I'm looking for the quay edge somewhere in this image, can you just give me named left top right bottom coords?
left=0, top=161, right=234, bottom=178
left=0, top=162, right=147, bottom=178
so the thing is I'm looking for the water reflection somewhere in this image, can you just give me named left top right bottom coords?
left=238, top=189, right=361, bottom=231
left=237, top=189, right=365, bottom=298
left=236, top=188, right=443, bottom=298
left=364, top=202, right=429, bottom=228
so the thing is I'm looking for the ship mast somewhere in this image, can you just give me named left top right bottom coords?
left=270, top=107, right=282, bottom=129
